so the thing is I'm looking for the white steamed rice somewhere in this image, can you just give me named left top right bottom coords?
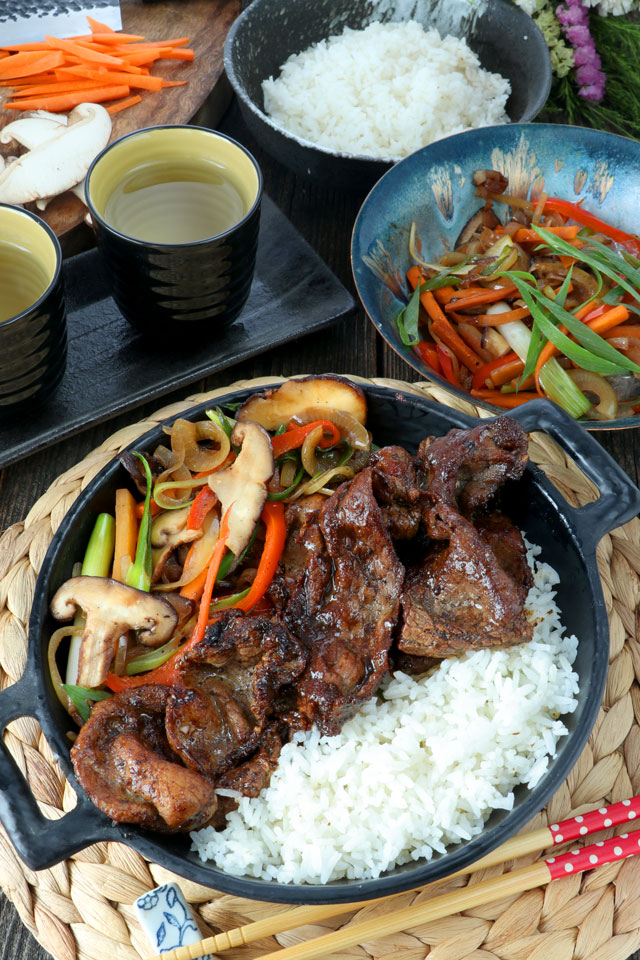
left=261, top=20, right=512, bottom=161
left=191, top=539, right=579, bottom=883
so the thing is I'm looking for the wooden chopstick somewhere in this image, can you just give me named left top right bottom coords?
left=145, top=796, right=640, bottom=960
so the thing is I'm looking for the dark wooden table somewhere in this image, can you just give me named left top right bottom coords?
left=1, top=97, right=640, bottom=960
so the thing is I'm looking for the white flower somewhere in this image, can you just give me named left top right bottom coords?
left=513, top=0, right=538, bottom=14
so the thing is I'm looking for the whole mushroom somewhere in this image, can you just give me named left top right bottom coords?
left=50, top=576, right=178, bottom=688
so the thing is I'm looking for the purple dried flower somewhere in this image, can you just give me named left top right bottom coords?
left=555, top=0, right=606, bottom=102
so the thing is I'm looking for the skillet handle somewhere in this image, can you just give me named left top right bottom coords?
left=0, top=671, right=116, bottom=869
left=509, top=400, right=640, bottom=550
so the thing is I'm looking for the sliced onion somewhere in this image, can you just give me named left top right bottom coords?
left=168, top=418, right=230, bottom=473
left=48, top=626, right=84, bottom=723
left=567, top=369, right=619, bottom=420
left=153, top=511, right=220, bottom=591
left=300, top=425, right=324, bottom=476
left=408, top=221, right=476, bottom=275
left=280, top=459, right=297, bottom=488
left=290, top=465, right=355, bottom=500
left=290, top=406, right=370, bottom=451
left=153, top=475, right=210, bottom=509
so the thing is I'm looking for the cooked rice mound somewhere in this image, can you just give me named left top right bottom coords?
left=191, top=541, right=579, bottom=884
left=261, top=21, right=512, bottom=160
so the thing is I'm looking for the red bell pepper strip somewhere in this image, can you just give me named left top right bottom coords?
left=271, top=420, right=340, bottom=458
left=232, top=501, right=286, bottom=613
left=436, top=345, right=459, bottom=386
left=543, top=198, right=640, bottom=256
left=105, top=504, right=233, bottom=691
left=414, top=341, right=442, bottom=375
left=186, top=485, right=217, bottom=530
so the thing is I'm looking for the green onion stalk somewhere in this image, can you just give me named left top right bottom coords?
left=64, top=512, right=115, bottom=685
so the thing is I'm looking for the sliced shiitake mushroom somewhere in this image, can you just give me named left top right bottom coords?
left=236, top=375, right=367, bottom=430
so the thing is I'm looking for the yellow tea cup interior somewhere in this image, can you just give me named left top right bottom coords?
left=88, top=127, right=261, bottom=244
left=0, top=206, right=57, bottom=324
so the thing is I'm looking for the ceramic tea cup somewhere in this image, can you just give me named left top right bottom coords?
left=0, top=203, right=67, bottom=413
left=85, top=125, right=263, bottom=334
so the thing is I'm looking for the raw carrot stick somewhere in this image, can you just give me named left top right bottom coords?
left=162, top=80, right=188, bottom=87
left=0, top=42, right=55, bottom=52
left=44, top=35, right=125, bottom=67
left=115, top=37, right=191, bottom=49
left=115, top=51, right=164, bottom=66
left=512, top=226, right=580, bottom=243
left=107, top=93, right=142, bottom=114
left=80, top=33, right=146, bottom=44
left=470, top=389, right=538, bottom=407
left=0, top=51, right=65, bottom=78
left=76, top=69, right=164, bottom=90
left=160, top=48, right=195, bottom=61
left=4, top=85, right=131, bottom=111
left=112, top=489, right=138, bottom=583
left=86, top=15, right=116, bottom=33
left=8, top=79, right=111, bottom=96
left=444, top=285, right=518, bottom=312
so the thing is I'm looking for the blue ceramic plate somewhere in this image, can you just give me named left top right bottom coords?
left=352, top=123, right=640, bottom=429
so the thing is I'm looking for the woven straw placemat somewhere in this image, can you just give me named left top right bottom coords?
left=1, top=374, right=640, bottom=960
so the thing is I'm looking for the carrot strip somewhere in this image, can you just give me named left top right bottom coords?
left=587, top=305, right=630, bottom=336
left=134, top=498, right=162, bottom=519
left=44, top=35, right=125, bottom=67
left=470, top=389, right=539, bottom=408
left=87, top=15, right=116, bottom=33
left=4, top=85, right=130, bottom=111
left=159, top=48, right=195, bottom=61
left=79, top=33, right=146, bottom=44
left=162, top=80, right=188, bottom=87
left=0, top=51, right=65, bottom=79
left=0, top=42, right=55, bottom=52
left=107, top=94, right=142, bottom=114
left=116, top=37, right=191, bottom=49
left=512, top=226, right=580, bottom=243
left=444, top=285, right=518, bottom=312
left=233, top=503, right=286, bottom=613
left=8, top=79, right=111, bottom=97
left=603, top=325, right=640, bottom=339
left=472, top=352, right=521, bottom=390
left=75, top=68, right=164, bottom=90
left=112, top=489, right=138, bottom=583
left=188, top=505, right=233, bottom=649
left=115, top=51, right=164, bottom=66
left=534, top=334, right=564, bottom=396
left=471, top=306, right=531, bottom=326
left=433, top=285, right=459, bottom=305
left=406, top=268, right=483, bottom=371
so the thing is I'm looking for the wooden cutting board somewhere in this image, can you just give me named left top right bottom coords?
left=0, top=0, right=241, bottom=238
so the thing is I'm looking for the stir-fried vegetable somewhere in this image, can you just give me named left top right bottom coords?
left=397, top=174, right=640, bottom=420
left=49, top=378, right=374, bottom=722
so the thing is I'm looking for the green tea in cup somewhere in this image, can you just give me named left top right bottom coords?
left=86, top=125, right=263, bottom=332
left=0, top=203, right=67, bottom=412
left=103, top=156, right=247, bottom=244
left=0, top=240, right=52, bottom=323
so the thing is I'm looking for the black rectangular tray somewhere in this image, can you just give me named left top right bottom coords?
left=0, top=195, right=355, bottom=469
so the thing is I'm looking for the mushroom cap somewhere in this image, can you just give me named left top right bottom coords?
left=50, top=576, right=178, bottom=688
left=207, top=420, right=274, bottom=557
left=236, top=375, right=367, bottom=431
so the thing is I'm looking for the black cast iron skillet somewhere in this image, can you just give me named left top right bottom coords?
left=1, top=386, right=639, bottom=905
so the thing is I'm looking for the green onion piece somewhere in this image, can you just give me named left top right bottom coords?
left=66, top=512, right=115, bottom=685
left=62, top=684, right=111, bottom=723
left=506, top=272, right=640, bottom=375
left=273, top=423, right=288, bottom=436
left=337, top=441, right=354, bottom=467
left=215, top=519, right=260, bottom=581
left=125, top=637, right=180, bottom=675
left=125, top=452, right=154, bottom=592
left=206, top=406, right=236, bottom=438
left=268, top=464, right=305, bottom=501
left=210, top=587, right=250, bottom=612
left=81, top=513, right=115, bottom=577
left=499, top=318, right=591, bottom=419
left=395, top=282, right=422, bottom=346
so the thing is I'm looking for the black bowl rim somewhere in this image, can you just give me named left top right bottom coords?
left=14, top=383, right=621, bottom=903
left=223, top=0, right=552, bottom=166
left=351, top=121, right=640, bottom=432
